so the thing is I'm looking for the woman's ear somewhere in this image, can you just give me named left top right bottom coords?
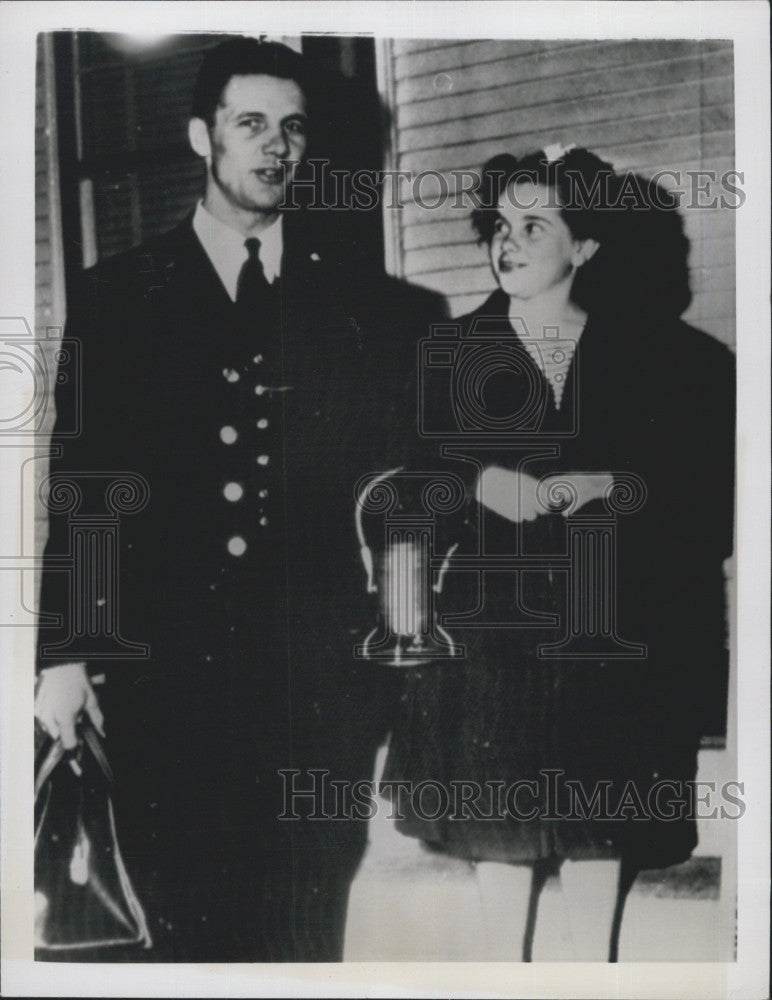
left=188, top=117, right=212, bottom=160
left=572, top=238, right=600, bottom=269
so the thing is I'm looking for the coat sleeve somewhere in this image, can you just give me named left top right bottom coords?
left=37, top=261, right=145, bottom=672
left=630, top=322, right=735, bottom=742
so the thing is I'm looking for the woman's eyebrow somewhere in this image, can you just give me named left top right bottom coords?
left=495, top=207, right=554, bottom=226
left=520, top=213, right=552, bottom=226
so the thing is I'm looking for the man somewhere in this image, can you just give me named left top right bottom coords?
left=35, top=37, right=400, bottom=962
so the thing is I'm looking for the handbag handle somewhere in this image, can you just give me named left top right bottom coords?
left=34, top=720, right=113, bottom=799
left=81, top=721, right=114, bottom=785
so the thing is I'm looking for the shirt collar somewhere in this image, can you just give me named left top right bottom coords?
left=506, top=303, right=587, bottom=353
left=192, top=201, right=283, bottom=301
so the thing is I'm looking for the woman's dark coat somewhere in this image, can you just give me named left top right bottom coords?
left=384, top=289, right=735, bottom=868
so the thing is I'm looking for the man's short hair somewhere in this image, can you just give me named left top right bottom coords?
left=192, top=37, right=310, bottom=123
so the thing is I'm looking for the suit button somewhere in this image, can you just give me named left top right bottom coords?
left=255, top=385, right=266, bottom=396
left=253, top=354, right=264, bottom=365
left=259, top=516, right=268, bottom=527
left=223, top=367, right=240, bottom=383
left=220, top=426, right=238, bottom=444
left=227, top=536, right=247, bottom=556
left=257, top=454, right=270, bottom=466
left=223, top=482, right=244, bottom=502
left=257, top=418, right=269, bottom=430
left=258, top=489, right=268, bottom=499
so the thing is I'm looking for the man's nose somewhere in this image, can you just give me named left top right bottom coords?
left=263, top=127, right=290, bottom=158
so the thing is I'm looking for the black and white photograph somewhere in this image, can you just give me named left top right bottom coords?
left=0, top=2, right=768, bottom=997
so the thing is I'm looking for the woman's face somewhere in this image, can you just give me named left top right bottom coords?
left=489, top=180, right=591, bottom=300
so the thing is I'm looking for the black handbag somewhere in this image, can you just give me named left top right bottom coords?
left=34, top=720, right=153, bottom=952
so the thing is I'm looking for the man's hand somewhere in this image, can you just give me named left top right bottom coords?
left=476, top=467, right=614, bottom=522
left=34, top=663, right=104, bottom=750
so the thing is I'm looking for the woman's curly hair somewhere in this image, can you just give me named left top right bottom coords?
left=471, top=147, right=692, bottom=318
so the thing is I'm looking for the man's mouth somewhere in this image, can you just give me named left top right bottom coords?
left=254, top=167, right=284, bottom=185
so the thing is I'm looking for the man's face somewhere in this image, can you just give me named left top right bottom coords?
left=204, top=74, right=307, bottom=215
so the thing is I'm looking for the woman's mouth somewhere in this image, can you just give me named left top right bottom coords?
left=499, top=257, right=526, bottom=273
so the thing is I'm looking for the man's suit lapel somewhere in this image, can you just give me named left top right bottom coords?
left=144, top=210, right=335, bottom=406
left=148, top=216, right=232, bottom=311
left=277, top=209, right=325, bottom=339
left=145, top=210, right=326, bottom=330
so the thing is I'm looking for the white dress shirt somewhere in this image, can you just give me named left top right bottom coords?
left=192, top=201, right=283, bottom=301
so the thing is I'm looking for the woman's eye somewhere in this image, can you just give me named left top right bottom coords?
left=525, top=222, right=544, bottom=238
left=493, top=218, right=506, bottom=234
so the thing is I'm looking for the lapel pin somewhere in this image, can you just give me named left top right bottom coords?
left=310, top=252, right=321, bottom=262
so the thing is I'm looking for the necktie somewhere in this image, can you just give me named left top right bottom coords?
left=233, top=236, right=279, bottom=365
left=231, top=235, right=282, bottom=386
left=236, top=237, right=272, bottom=309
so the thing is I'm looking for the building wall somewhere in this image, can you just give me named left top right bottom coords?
left=35, top=35, right=67, bottom=560
left=377, top=38, right=735, bottom=347
left=35, top=35, right=65, bottom=425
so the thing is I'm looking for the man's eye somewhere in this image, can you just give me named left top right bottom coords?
left=285, top=121, right=306, bottom=136
left=493, top=218, right=507, bottom=234
left=239, top=118, right=263, bottom=131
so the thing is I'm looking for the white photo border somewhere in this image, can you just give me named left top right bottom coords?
left=1, top=2, right=768, bottom=997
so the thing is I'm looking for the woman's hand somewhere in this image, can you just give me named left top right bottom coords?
left=475, top=467, right=613, bottom=522
left=475, top=467, right=542, bottom=522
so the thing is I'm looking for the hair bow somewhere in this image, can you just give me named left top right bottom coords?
left=543, top=142, right=577, bottom=163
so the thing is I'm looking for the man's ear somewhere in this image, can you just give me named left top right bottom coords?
left=572, top=238, right=600, bottom=269
left=188, top=118, right=212, bottom=160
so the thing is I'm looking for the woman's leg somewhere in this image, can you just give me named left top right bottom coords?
left=559, top=858, right=627, bottom=961
left=474, top=861, right=534, bottom=961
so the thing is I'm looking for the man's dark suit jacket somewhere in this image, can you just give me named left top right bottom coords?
left=37, top=209, right=407, bottom=960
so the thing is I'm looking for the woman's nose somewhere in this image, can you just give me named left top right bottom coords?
left=502, top=231, right=521, bottom=251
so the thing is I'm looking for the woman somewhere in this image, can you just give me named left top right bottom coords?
left=382, top=147, right=734, bottom=960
